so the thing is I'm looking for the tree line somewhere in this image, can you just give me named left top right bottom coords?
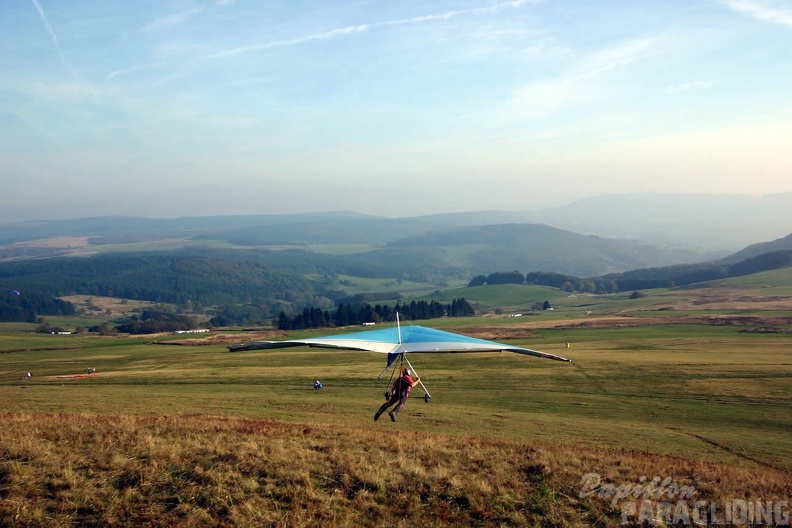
left=469, top=250, right=792, bottom=293
left=0, top=254, right=330, bottom=324
left=0, top=291, right=75, bottom=322
left=275, top=299, right=475, bottom=330
left=0, top=254, right=319, bottom=314
left=115, top=310, right=203, bottom=334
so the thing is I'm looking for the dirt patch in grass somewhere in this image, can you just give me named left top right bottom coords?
left=60, top=295, right=162, bottom=317
left=455, top=287, right=792, bottom=339
left=459, top=314, right=792, bottom=340
left=453, top=326, right=541, bottom=340
left=150, top=331, right=286, bottom=346
left=12, top=236, right=91, bottom=248
left=666, top=288, right=792, bottom=311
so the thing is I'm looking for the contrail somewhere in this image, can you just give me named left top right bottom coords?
left=30, top=0, right=69, bottom=71
left=30, top=0, right=100, bottom=104
left=201, top=0, right=535, bottom=61
left=108, top=0, right=538, bottom=79
left=2, top=104, right=63, bottom=146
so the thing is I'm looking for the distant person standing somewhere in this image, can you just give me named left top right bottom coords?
left=374, top=367, right=420, bottom=422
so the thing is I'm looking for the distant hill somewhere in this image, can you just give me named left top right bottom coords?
left=4, top=192, right=791, bottom=253
left=533, top=192, right=792, bottom=251
left=387, top=223, right=714, bottom=277
left=0, top=254, right=325, bottom=316
left=0, top=212, right=376, bottom=244
left=721, top=233, right=792, bottom=263
left=3, top=230, right=792, bottom=324
left=5, top=192, right=792, bottom=283
left=597, top=250, right=792, bottom=291
left=198, top=217, right=447, bottom=245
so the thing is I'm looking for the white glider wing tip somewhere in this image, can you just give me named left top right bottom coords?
left=507, top=347, right=571, bottom=362
left=228, top=340, right=304, bottom=352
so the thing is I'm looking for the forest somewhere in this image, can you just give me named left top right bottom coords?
left=2, top=249, right=792, bottom=326
left=274, top=298, right=475, bottom=330
left=469, top=250, right=792, bottom=293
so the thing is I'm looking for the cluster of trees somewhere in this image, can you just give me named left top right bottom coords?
left=597, top=250, right=792, bottom=291
left=115, top=310, right=202, bottom=334
left=469, top=271, right=525, bottom=286
left=208, top=304, right=271, bottom=327
left=34, top=319, right=72, bottom=334
left=471, top=251, right=792, bottom=294
left=275, top=298, right=475, bottom=331
left=0, top=254, right=318, bottom=310
left=0, top=292, right=76, bottom=322
left=468, top=271, right=616, bottom=293
left=470, top=271, right=605, bottom=293
left=33, top=319, right=121, bottom=335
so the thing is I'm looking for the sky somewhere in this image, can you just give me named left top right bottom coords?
left=2, top=0, right=792, bottom=223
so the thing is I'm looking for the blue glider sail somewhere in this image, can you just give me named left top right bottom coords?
left=228, top=324, right=571, bottom=363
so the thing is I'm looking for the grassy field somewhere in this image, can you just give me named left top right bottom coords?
left=2, top=281, right=792, bottom=526
left=318, top=274, right=469, bottom=299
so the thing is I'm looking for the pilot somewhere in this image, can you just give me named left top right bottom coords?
left=374, top=367, right=420, bottom=422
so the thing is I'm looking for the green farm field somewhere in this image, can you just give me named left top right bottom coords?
left=2, top=281, right=791, bottom=526
left=3, top=323, right=790, bottom=468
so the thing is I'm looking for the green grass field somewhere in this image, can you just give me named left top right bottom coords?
left=3, top=277, right=792, bottom=525
left=3, top=320, right=790, bottom=473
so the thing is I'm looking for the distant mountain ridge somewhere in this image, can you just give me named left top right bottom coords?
left=2, top=192, right=792, bottom=278
left=721, top=233, right=792, bottom=263
left=534, top=192, right=792, bottom=251
left=3, top=192, right=790, bottom=251
left=0, top=212, right=376, bottom=244
left=387, top=223, right=714, bottom=277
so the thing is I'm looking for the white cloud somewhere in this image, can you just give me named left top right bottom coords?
left=720, top=0, right=792, bottom=28
left=143, top=6, right=205, bottom=32
left=576, top=36, right=664, bottom=78
left=511, top=36, right=665, bottom=115
left=513, top=78, right=582, bottom=115
left=667, top=80, right=719, bottom=93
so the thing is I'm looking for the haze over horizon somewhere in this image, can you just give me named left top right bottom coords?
left=2, top=0, right=791, bottom=224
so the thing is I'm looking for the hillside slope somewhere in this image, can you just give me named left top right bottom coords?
left=1, top=413, right=789, bottom=527
left=721, top=232, right=792, bottom=263
left=388, top=223, right=711, bottom=277
left=536, top=192, right=792, bottom=250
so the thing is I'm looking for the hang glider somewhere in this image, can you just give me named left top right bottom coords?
left=228, top=323, right=571, bottom=364
left=229, top=317, right=570, bottom=402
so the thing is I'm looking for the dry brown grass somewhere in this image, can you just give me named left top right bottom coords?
left=1, top=413, right=789, bottom=527
left=60, top=295, right=160, bottom=318
left=658, top=288, right=792, bottom=311
left=11, top=237, right=92, bottom=249
left=150, top=331, right=286, bottom=346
